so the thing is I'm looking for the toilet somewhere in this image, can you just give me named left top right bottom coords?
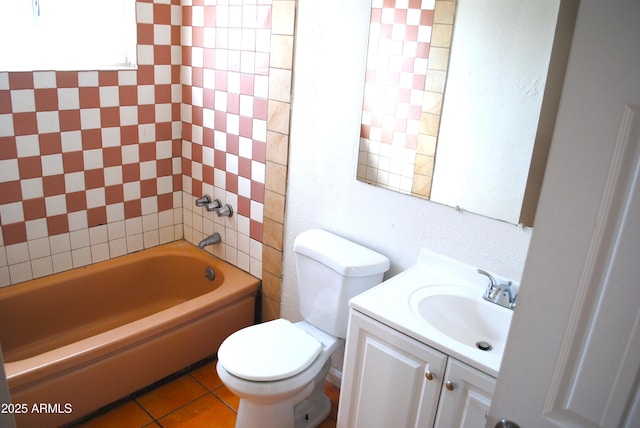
left=216, top=229, right=390, bottom=428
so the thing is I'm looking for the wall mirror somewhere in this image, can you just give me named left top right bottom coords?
left=356, top=0, right=576, bottom=226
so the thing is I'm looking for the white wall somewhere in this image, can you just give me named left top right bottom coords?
left=283, top=0, right=531, bottom=322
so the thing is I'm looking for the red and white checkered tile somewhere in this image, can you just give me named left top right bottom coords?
left=0, top=0, right=184, bottom=286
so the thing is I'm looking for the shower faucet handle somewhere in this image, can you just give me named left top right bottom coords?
left=195, top=195, right=211, bottom=207
left=216, top=204, right=233, bottom=217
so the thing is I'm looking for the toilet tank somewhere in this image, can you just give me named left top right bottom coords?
left=293, top=229, right=390, bottom=338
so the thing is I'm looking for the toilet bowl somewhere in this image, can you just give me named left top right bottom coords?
left=217, top=320, right=342, bottom=428
left=216, top=229, right=390, bottom=428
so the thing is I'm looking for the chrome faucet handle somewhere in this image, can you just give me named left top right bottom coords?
left=205, top=199, right=223, bottom=212
left=195, top=195, right=211, bottom=207
left=477, top=269, right=498, bottom=291
left=216, top=204, right=233, bottom=217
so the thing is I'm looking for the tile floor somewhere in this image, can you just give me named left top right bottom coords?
left=67, top=356, right=339, bottom=428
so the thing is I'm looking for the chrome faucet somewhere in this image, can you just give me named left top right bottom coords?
left=198, top=232, right=222, bottom=249
left=477, top=269, right=517, bottom=309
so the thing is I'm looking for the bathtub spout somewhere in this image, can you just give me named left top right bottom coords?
left=198, top=233, right=222, bottom=249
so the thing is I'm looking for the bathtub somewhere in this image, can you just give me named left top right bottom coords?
left=0, top=240, right=260, bottom=427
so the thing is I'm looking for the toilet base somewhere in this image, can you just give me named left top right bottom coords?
left=234, top=360, right=332, bottom=428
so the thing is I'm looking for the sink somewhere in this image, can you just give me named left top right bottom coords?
left=409, top=285, right=512, bottom=354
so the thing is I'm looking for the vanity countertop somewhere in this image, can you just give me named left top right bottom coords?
left=349, top=249, right=514, bottom=377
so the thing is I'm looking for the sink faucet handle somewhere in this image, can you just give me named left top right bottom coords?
left=477, top=269, right=498, bottom=289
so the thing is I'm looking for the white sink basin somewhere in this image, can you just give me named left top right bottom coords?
left=409, top=285, right=512, bottom=355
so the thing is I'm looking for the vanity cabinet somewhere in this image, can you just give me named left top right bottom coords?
left=338, top=310, right=495, bottom=428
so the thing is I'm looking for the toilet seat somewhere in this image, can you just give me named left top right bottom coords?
left=217, top=319, right=322, bottom=381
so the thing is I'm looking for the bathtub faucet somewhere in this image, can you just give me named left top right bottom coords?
left=198, top=233, right=222, bottom=249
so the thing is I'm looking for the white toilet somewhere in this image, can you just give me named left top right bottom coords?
left=216, top=229, right=390, bottom=428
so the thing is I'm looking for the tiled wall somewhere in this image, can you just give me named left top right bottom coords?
left=0, top=0, right=183, bottom=287
left=357, top=0, right=456, bottom=199
left=0, top=0, right=294, bottom=320
left=180, top=0, right=294, bottom=321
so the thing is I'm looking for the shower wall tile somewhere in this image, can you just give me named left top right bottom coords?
left=0, top=0, right=183, bottom=286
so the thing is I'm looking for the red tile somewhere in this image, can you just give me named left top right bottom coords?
left=191, top=143, right=202, bottom=163
left=0, top=136, right=17, bottom=159
left=137, top=23, right=155, bottom=45
left=214, top=149, right=226, bottom=170
left=137, top=65, right=156, bottom=85
left=171, top=26, right=181, bottom=46
left=239, top=116, right=253, bottom=138
left=34, top=89, right=59, bottom=111
left=252, top=141, right=266, bottom=163
left=62, top=151, right=85, bottom=173
left=191, top=179, right=202, bottom=198
left=192, top=67, right=203, bottom=88
left=251, top=181, right=265, bottom=203
left=192, top=27, right=205, bottom=47
left=9, top=72, right=34, bottom=90
left=420, top=10, right=434, bottom=26
left=226, top=135, right=239, bottom=155
left=43, top=175, right=66, bottom=196
left=172, top=174, right=181, bottom=191
left=56, top=71, right=79, bottom=88
left=138, top=105, right=156, bottom=124
left=253, top=98, right=268, bottom=120
left=121, top=125, right=139, bottom=145
left=156, top=122, right=172, bottom=141
left=124, top=200, right=142, bottom=218
left=225, top=172, right=238, bottom=193
left=250, top=219, right=263, bottom=241
left=157, top=159, right=173, bottom=177
left=192, top=106, right=203, bottom=126
left=203, top=48, right=215, bottom=68
left=119, top=86, right=138, bottom=106
left=214, top=111, right=226, bottom=131
left=0, top=91, right=12, bottom=114
left=17, top=156, right=42, bottom=179
left=87, top=206, right=107, bottom=227
left=1, top=223, right=27, bottom=245
left=416, top=42, right=430, bottom=59
left=22, top=197, right=47, bottom=221
left=98, top=71, right=119, bottom=87
left=47, top=214, right=69, bottom=235
left=237, top=195, right=251, bottom=217
left=59, top=110, right=82, bottom=132
left=13, top=112, right=38, bottom=136
left=155, top=85, right=172, bottom=104
left=0, top=181, right=22, bottom=204
left=394, top=9, right=407, bottom=24
left=154, top=3, right=172, bottom=24
left=139, top=142, right=156, bottom=161
left=39, top=133, right=62, bottom=155
left=84, top=169, right=105, bottom=189
left=100, top=107, right=121, bottom=128
left=66, top=191, right=87, bottom=212
left=182, top=47, right=193, bottom=67
left=157, top=193, right=173, bottom=211
left=122, top=164, right=140, bottom=182
left=103, top=147, right=123, bottom=167
left=81, top=129, right=103, bottom=150
left=238, top=157, right=251, bottom=178
left=154, top=45, right=172, bottom=65
left=79, top=87, right=101, bottom=109
left=181, top=158, right=191, bottom=176
left=105, top=185, right=124, bottom=204
left=140, top=179, right=157, bottom=197
left=202, top=165, right=214, bottom=183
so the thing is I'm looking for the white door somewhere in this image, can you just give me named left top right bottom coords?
left=488, top=0, right=640, bottom=427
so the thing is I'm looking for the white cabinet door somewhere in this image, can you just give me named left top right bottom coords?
left=435, top=359, right=495, bottom=428
left=338, top=310, right=447, bottom=428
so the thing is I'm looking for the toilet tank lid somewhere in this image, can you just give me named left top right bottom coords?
left=294, top=229, right=390, bottom=277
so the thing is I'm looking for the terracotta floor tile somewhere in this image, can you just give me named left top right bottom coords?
left=158, top=394, right=237, bottom=428
left=135, top=374, right=208, bottom=419
left=73, top=400, right=152, bottom=428
left=212, top=384, right=240, bottom=411
left=325, top=382, right=340, bottom=420
left=190, top=360, right=224, bottom=391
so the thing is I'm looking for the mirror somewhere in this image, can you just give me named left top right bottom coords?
left=357, top=0, right=575, bottom=226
